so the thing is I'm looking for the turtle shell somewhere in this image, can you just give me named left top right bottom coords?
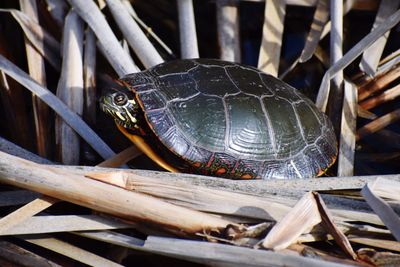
left=121, top=59, right=337, bottom=179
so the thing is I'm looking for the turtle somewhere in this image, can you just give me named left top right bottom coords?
left=100, top=58, right=337, bottom=179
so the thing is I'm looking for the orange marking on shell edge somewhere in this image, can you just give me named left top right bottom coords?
left=215, top=167, right=227, bottom=175
left=317, top=153, right=338, bottom=177
left=192, top=162, right=202, bottom=168
left=206, top=154, right=215, bottom=168
left=240, top=173, right=254, bottom=180
left=231, top=161, right=240, bottom=174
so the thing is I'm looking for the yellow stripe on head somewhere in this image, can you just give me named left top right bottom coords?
left=124, top=107, right=137, bottom=123
left=115, top=112, right=126, bottom=121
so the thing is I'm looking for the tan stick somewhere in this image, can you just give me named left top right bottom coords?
left=216, top=0, right=241, bottom=62
left=316, top=9, right=400, bottom=112
left=313, top=192, right=357, bottom=260
left=359, top=83, right=400, bottom=110
left=85, top=171, right=291, bottom=222
left=280, top=0, right=356, bottom=79
left=83, top=28, right=97, bottom=125
left=358, top=66, right=400, bottom=101
left=2, top=215, right=130, bottom=235
left=96, top=146, right=141, bottom=168
left=23, top=235, right=123, bottom=267
left=55, top=10, right=84, bottom=165
left=359, top=0, right=400, bottom=76
left=20, top=0, right=51, bottom=158
left=338, top=81, right=357, bottom=176
left=330, top=0, right=343, bottom=88
left=67, top=0, right=138, bottom=76
left=356, top=108, right=400, bottom=140
left=0, top=54, right=116, bottom=160
left=121, top=0, right=174, bottom=57
left=0, top=151, right=238, bottom=236
left=177, top=0, right=199, bottom=58
left=299, top=0, right=329, bottom=63
left=7, top=9, right=61, bottom=71
left=361, top=181, right=400, bottom=241
left=261, top=192, right=321, bottom=250
left=105, top=0, right=164, bottom=67
left=258, top=0, right=286, bottom=76
left=0, top=196, right=58, bottom=234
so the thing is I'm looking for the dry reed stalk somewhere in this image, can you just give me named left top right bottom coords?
left=0, top=137, right=393, bottom=243
left=105, top=0, right=164, bottom=68
left=76, top=230, right=145, bottom=245
left=316, top=9, right=400, bottom=112
left=144, top=236, right=349, bottom=267
left=338, top=81, right=357, bottom=176
left=20, top=0, right=51, bottom=158
left=359, top=0, right=400, bottom=76
left=349, top=236, right=400, bottom=252
left=0, top=135, right=395, bottom=236
left=261, top=192, right=321, bottom=250
left=96, top=146, right=141, bottom=168
left=22, top=235, right=123, bottom=267
left=357, top=248, right=400, bottom=266
left=0, top=196, right=58, bottom=234
left=55, top=10, right=84, bottom=165
left=330, top=0, right=343, bottom=88
left=0, top=151, right=241, bottom=236
left=361, top=179, right=400, bottom=241
left=313, top=192, right=357, bottom=260
left=288, top=244, right=362, bottom=266
left=356, top=108, right=400, bottom=141
left=83, top=28, right=97, bottom=125
left=280, top=0, right=356, bottom=79
left=77, top=231, right=353, bottom=267
left=299, top=0, right=329, bottom=63
left=216, top=0, right=241, bottom=62
left=55, top=166, right=388, bottom=231
left=7, top=9, right=61, bottom=70
left=1, top=215, right=130, bottom=236
left=357, top=106, right=377, bottom=119
left=0, top=54, right=116, bottom=159
left=369, top=177, right=400, bottom=201
left=378, top=48, right=400, bottom=67
left=69, top=165, right=400, bottom=206
left=257, top=0, right=285, bottom=76
left=355, top=49, right=400, bottom=89
left=67, top=0, right=138, bottom=76
left=121, top=0, right=174, bottom=57
left=358, top=65, right=400, bottom=101
left=85, top=170, right=291, bottom=221
left=359, top=83, right=400, bottom=110
left=177, top=0, right=199, bottom=58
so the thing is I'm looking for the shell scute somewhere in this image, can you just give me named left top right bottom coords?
left=188, top=65, right=240, bottom=96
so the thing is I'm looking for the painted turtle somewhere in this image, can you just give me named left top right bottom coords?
left=100, top=59, right=337, bottom=179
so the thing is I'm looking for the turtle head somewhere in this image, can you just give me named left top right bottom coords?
left=100, top=89, right=139, bottom=130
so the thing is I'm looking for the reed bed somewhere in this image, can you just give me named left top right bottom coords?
left=0, top=0, right=399, bottom=266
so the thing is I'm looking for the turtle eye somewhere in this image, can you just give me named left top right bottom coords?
left=114, top=93, right=127, bottom=106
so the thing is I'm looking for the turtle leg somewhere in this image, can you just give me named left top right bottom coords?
left=116, top=123, right=179, bottom=173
